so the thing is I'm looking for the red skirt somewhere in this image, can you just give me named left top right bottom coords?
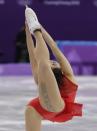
left=27, top=92, right=83, bottom=122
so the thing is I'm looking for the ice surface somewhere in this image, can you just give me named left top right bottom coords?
left=0, top=76, right=97, bottom=131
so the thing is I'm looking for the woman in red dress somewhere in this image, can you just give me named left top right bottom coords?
left=25, top=7, right=83, bottom=131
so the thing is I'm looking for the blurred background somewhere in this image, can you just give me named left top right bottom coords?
left=0, top=1, right=97, bottom=131
left=0, top=0, right=97, bottom=75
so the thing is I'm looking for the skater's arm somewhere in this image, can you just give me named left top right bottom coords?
left=41, top=26, right=77, bottom=83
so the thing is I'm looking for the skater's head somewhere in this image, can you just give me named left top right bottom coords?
left=50, top=60, right=60, bottom=69
left=50, top=60, right=64, bottom=88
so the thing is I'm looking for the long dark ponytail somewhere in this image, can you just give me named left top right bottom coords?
left=52, top=68, right=64, bottom=89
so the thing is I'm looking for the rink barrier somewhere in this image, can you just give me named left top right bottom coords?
left=0, top=63, right=97, bottom=76
left=0, top=64, right=32, bottom=76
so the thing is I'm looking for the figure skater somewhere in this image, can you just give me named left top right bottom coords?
left=25, top=7, right=83, bottom=131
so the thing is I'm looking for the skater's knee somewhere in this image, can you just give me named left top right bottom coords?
left=38, top=60, right=50, bottom=72
left=25, top=106, right=35, bottom=117
left=25, top=106, right=43, bottom=120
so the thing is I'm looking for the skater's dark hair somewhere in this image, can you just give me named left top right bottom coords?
left=52, top=68, right=64, bottom=89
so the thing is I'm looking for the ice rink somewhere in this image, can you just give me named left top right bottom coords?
left=0, top=76, right=97, bottom=131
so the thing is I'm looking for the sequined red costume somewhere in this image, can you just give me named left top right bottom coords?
left=28, top=76, right=83, bottom=122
